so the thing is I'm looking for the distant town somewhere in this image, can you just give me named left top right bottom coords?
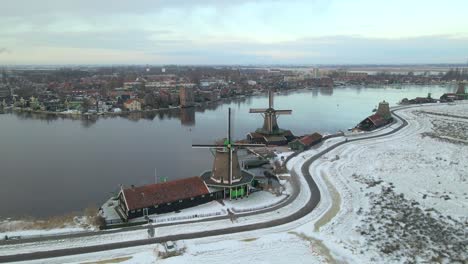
left=1, top=65, right=467, bottom=117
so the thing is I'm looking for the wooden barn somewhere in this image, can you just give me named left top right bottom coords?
left=357, top=113, right=392, bottom=131
left=247, top=130, right=295, bottom=146
left=117, top=176, right=221, bottom=220
left=288, top=132, right=323, bottom=151
left=356, top=101, right=393, bottom=131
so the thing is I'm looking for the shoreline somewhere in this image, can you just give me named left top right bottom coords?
left=1, top=83, right=454, bottom=119
left=1, top=102, right=466, bottom=263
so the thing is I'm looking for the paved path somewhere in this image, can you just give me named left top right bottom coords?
left=0, top=108, right=412, bottom=263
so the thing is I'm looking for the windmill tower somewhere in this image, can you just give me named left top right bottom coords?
left=193, top=108, right=264, bottom=199
left=456, top=82, right=466, bottom=95
left=376, top=100, right=391, bottom=119
left=249, top=89, right=292, bottom=135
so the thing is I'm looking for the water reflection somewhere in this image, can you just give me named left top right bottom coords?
left=5, top=96, right=252, bottom=128
left=0, top=85, right=455, bottom=217
left=180, top=107, right=195, bottom=126
left=319, top=87, right=333, bottom=96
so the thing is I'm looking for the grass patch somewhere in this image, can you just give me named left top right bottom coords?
left=288, top=231, right=338, bottom=264
left=0, top=206, right=101, bottom=232
left=81, top=256, right=132, bottom=264
left=242, top=237, right=258, bottom=242
left=314, top=172, right=342, bottom=232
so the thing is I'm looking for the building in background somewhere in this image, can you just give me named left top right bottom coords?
left=356, top=101, right=393, bottom=131
left=180, top=86, right=194, bottom=108
left=123, top=99, right=142, bottom=111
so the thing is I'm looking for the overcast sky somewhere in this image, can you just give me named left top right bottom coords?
left=0, top=0, right=467, bottom=65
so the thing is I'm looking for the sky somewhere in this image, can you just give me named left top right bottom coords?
left=0, top=0, right=467, bottom=65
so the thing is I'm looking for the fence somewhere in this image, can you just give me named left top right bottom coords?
left=105, top=218, right=124, bottom=225
left=149, top=210, right=227, bottom=224
left=231, top=194, right=290, bottom=214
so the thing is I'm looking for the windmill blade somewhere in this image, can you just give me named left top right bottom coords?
left=228, top=107, right=231, bottom=144
left=232, top=143, right=266, bottom=147
left=229, top=146, right=233, bottom=185
left=249, top=108, right=267, bottom=113
left=269, top=89, right=274, bottom=108
left=192, top=144, right=224, bottom=149
left=275, top=110, right=292, bottom=115
left=269, top=114, right=273, bottom=132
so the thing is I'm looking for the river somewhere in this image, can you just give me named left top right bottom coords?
left=0, top=84, right=455, bottom=218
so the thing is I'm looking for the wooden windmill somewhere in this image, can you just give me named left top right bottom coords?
left=193, top=108, right=264, bottom=186
left=249, top=89, right=292, bottom=134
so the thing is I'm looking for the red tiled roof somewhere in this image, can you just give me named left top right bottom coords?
left=124, top=99, right=140, bottom=105
left=368, top=114, right=387, bottom=127
left=299, top=132, right=323, bottom=146
left=122, top=177, right=210, bottom=211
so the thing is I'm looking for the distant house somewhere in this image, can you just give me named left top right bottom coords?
left=124, top=99, right=142, bottom=111
left=247, top=130, right=295, bottom=146
left=246, top=133, right=289, bottom=146
left=117, top=177, right=214, bottom=220
left=440, top=93, right=458, bottom=102
left=289, top=133, right=323, bottom=151
left=356, top=101, right=394, bottom=131
left=357, top=113, right=392, bottom=131
left=247, top=132, right=265, bottom=144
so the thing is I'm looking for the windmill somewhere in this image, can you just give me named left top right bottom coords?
left=193, top=108, right=264, bottom=187
left=249, top=89, right=292, bottom=134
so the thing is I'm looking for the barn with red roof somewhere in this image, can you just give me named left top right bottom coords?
left=116, top=176, right=221, bottom=220
left=356, top=101, right=393, bottom=131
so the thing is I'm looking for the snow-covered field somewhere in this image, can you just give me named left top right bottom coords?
left=309, top=102, right=468, bottom=263
left=4, top=102, right=468, bottom=264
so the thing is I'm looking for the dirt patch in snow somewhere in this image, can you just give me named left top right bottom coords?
left=356, top=184, right=467, bottom=263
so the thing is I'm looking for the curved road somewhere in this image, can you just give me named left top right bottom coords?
left=0, top=107, right=411, bottom=263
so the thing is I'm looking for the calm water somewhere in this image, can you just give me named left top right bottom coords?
left=0, top=85, right=454, bottom=218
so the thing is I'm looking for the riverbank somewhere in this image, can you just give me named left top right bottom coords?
left=3, top=83, right=456, bottom=120
left=2, top=103, right=467, bottom=263
left=42, top=102, right=467, bottom=264
left=0, top=84, right=456, bottom=219
left=306, top=102, right=468, bottom=263
left=0, top=207, right=101, bottom=240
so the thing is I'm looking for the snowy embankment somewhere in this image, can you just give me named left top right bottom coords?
left=0, top=216, right=96, bottom=240
left=0, top=149, right=310, bottom=257
left=4, top=103, right=468, bottom=264
left=304, top=102, right=468, bottom=263
left=67, top=103, right=467, bottom=264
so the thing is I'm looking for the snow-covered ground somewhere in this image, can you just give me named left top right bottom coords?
left=307, top=102, right=468, bottom=263
left=0, top=217, right=95, bottom=240
left=4, top=102, right=468, bottom=264
left=0, top=226, right=87, bottom=240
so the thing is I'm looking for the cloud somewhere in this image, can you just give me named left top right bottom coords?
left=0, top=48, right=11, bottom=54
left=0, top=1, right=467, bottom=64
left=3, top=34, right=467, bottom=65
left=0, top=0, right=281, bottom=17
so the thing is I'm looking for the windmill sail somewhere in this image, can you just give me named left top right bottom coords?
left=249, top=89, right=292, bottom=135
left=192, top=107, right=265, bottom=186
